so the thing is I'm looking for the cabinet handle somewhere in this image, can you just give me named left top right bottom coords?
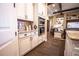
left=24, top=34, right=27, bottom=36
left=15, top=32, right=17, bottom=36
left=13, top=3, right=16, bottom=8
left=30, top=37, right=33, bottom=40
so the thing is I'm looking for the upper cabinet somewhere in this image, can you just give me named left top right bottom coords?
left=16, top=3, right=33, bottom=21
left=25, top=3, right=33, bottom=21
left=38, top=3, right=46, bottom=18
left=16, top=3, right=25, bottom=20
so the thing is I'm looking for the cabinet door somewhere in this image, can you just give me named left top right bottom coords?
left=38, top=36, right=44, bottom=44
left=38, top=3, right=45, bottom=18
left=31, top=34, right=38, bottom=48
left=16, top=3, right=25, bottom=20
left=0, top=3, right=17, bottom=47
left=25, top=3, right=33, bottom=21
left=19, top=37, right=31, bottom=55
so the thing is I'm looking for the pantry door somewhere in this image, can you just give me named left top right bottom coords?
left=0, top=3, right=17, bottom=46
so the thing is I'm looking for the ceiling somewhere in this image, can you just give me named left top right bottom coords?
left=47, top=3, right=79, bottom=16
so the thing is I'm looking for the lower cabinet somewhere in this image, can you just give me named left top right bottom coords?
left=0, top=32, right=45, bottom=56
left=19, top=37, right=31, bottom=55
left=31, top=35, right=38, bottom=48
left=19, top=36, right=39, bottom=55
left=38, top=35, right=44, bottom=45
left=19, top=33, right=45, bottom=56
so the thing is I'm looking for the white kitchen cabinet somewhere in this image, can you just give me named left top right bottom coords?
left=25, top=3, right=33, bottom=21
left=38, top=35, right=44, bottom=44
left=16, top=3, right=33, bottom=21
left=31, top=34, right=38, bottom=48
left=38, top=3, right=46, bottom=18
left=19, top=36, right=31, bottom=55
left=42, top=34, right=46, bottom=41
left=18, top=31, right=45, bottom=55
left=31, top=31, right=45, bottom=49
left=16, top=3, right=25, bottom=20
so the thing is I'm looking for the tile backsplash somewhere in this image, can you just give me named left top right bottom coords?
left=18, top=20, right=33, bottom=33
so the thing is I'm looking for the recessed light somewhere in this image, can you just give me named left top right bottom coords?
left=55, top=9, right=57, bottom=12
left=52, top=4, right=55, bottom=7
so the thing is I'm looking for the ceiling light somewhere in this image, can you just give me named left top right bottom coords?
left=55, top=9, right=57, bottom=12
left=52, top=4, right=55, bottom=7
